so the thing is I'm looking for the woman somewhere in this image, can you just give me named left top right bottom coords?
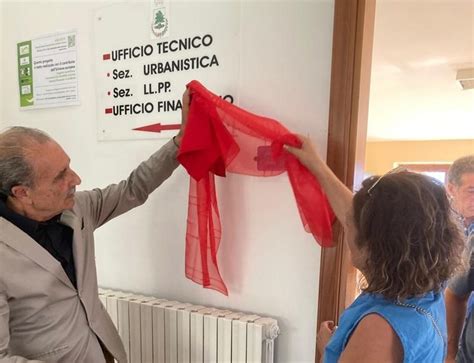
left=285, top=137, right=465, bottom=362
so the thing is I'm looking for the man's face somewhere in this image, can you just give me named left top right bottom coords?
left=25, top=140, right=81, bottom=220
left=448, top=172, right=474, bottom=224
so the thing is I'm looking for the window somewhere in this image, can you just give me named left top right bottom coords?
left=393, top=163, right=451, bottom=184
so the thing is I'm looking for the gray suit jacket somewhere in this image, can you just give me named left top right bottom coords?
left=0, top=140, right=179, bottom=362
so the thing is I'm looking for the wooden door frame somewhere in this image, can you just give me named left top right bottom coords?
left=315, top=0, right=376, bottom=361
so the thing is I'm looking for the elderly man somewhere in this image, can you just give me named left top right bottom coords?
left=445, top=155, right=474, bottom=363
left=0, top=91, right=189, bottom=362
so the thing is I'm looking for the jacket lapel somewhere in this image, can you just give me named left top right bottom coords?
left=0, top=217, right=75, bottom=290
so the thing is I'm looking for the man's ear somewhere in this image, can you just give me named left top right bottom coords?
left=447, top=182, right=457, bottom=199
left=10, top=185, right=30, bottom=202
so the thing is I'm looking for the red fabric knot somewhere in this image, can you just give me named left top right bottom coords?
left=178, top=93, right=239, bottom=181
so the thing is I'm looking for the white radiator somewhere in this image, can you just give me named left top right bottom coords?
left=98, top=288, right=280, bottom=363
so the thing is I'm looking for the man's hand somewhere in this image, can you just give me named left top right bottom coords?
left=174, top=88, right=191, bottom=147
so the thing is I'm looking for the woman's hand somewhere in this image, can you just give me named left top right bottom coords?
left=285, top=133, right=354, bottom=229
left=317, top=320, right=337, bottom=354
left=284, top=134, right=321, bottom=173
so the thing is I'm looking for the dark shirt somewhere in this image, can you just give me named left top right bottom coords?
left=0, top=195, right=77, bottom=289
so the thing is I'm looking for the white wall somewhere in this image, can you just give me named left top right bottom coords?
left=1, top=1, right=334, bottom=361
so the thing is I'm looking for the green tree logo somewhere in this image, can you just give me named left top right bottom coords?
left=154, top=10, right=166, bottom=29
left=151, top=8, right=168, bottom=37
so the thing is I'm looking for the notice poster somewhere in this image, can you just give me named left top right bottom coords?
left=17, top=30, right=79, bottom=109
left=94, top=2, right=239, bottom=141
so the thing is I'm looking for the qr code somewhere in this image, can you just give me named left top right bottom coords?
left=68, top=35, right=76, bottom=48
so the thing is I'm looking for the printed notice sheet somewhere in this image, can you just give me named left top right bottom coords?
left=17, top=30, right=79, bottom=109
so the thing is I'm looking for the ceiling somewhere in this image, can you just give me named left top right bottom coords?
left=367, top=0, right=474, bottom=141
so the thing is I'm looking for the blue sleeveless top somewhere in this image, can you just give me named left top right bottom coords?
left=324, top=291, right=446, bottom=363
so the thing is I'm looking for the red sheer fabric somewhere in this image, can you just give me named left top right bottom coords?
left=178, top=80, right=335, bottom=295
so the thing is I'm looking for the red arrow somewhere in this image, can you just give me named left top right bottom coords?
left=133, top=123, right=181, bottom=133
